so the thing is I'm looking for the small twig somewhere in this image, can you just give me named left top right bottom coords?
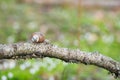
left=0, top=41, right=120, bottom=78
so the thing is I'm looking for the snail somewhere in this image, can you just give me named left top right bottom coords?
left=31, top=32, right=45, bottom=43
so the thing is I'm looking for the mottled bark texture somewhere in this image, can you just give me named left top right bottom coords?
left=0, top=41, right=120, bottom=78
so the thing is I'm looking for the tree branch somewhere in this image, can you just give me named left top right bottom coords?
left=0, top=41, right=120, bottom=78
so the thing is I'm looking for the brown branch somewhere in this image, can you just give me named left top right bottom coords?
left=0, top=41, right=120, bottom=78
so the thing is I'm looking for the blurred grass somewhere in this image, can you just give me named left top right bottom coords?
left=0, top=0, right=120, bottom=80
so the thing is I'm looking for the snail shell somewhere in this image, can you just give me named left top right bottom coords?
left=31, top=32, right=45, bottom=43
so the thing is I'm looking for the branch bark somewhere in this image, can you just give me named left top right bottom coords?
left=0, top=41, right=120, bottom=78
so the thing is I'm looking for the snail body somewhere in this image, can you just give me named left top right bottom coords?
left=31, top=32, right=45, bottom=43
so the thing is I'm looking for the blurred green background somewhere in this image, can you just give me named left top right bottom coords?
left=0, top=0, right=120, bottom=80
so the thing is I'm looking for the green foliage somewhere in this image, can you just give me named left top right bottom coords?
left=0, top=0, right=120, bottom=80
